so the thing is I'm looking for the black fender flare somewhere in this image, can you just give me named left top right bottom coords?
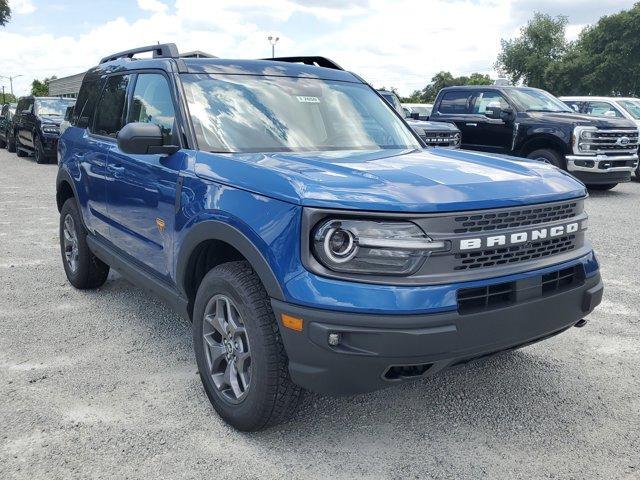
left=56, top=167, right=81, bottom=212
left=176, top=220, right=285, bottom=302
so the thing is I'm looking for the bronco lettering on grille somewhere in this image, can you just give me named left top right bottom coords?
left=459, top=222, right=582, bottom=251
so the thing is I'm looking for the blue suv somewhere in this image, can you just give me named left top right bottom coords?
left=56, top=44, right=603, bottom=431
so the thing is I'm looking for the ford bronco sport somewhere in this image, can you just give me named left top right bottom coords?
left=56, top=44, right=603, bottom=431
left=429, top=86, right=639, bottom=190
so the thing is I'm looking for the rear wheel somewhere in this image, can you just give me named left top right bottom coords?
left=15, top=133, right=27, bottom=157
left=0, top=132, right=6, bottom=149
left=588, top=183, right=617, bottom=191
left=59, top=198, right=110, bottom=289
left=526, top=148, right=565, bottom=169
left=193, top=261, right=302, bottom=431
left=7, top=131, right=16, bottom=153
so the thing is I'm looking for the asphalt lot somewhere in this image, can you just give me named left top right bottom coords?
left=0, top=149, right=639, bottom=480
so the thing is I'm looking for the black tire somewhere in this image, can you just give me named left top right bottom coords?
left=0, top=132, right=6, bottom=149
left=34, top=136, right=48, bottom=164
left=193, top=261, right=302, bottom=431
left=59, top=198, right=110, bottom=289
left=15, top=133, right=27, bottom=157
left=526, top=148, right=565, bottom=169
left=588, top=183, right=617, bottom=191
left=634, top=163, right=640, bottom=182
left=7, top=131, right=16, bottom=153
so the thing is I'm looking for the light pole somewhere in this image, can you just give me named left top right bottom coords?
left=268, top=36, right=279, bottom=59
left=0, top=74, right=23, bottom=97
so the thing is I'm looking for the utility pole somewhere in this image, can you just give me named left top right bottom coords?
left=0, top=75, right=23, bottom=97
left=268, top=36, right=279, bottom=59
left=2, top=86, right=5, bottom=104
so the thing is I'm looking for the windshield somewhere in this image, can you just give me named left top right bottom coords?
left=409, top=106, right=431, bottom=116
left=182, top=74, right=420, bottom=153
left=36, top=98, right=74, bottom=117
left=618, top=100, right=640, bottom=120
left=508, top=89, right=573, bottom=113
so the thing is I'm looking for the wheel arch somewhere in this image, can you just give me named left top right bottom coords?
left=518, top=133, right=568, bottom=158
left=56, top=168, right=79, bottom=212
left=176, top=221, right=286, bottom=319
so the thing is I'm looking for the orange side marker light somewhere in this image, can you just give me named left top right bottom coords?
left=281, top=314, right=304, bottom=332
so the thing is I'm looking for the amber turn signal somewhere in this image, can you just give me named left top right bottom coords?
left=281, top=314, right=304, bottom=332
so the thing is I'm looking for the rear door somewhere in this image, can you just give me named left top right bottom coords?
left=105, top=71, right=183, bottom=281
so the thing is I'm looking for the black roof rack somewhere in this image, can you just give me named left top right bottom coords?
left=264, top=56, right=344, bottom=71
left=99, top=43, right=179, bottom=64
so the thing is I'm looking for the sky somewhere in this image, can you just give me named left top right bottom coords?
left=0, top=0, right=636, bottom=97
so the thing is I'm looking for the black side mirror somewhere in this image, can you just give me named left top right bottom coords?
left=117, top=122, right=179, bottom=155
left=410, top=112, right=420, bottom=120
left=500, top=107, right=514, bottom=121
left=484, top=105, right=502, bottom=119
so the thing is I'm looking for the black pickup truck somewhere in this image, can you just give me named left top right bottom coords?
left=429, top=85, right=639, bottom=190
left=12, top=96, right=75, bottom=164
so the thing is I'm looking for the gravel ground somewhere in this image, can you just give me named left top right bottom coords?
left=0, top=149, right=639, bottom=480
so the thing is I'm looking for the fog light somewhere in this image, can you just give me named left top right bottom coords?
left=328, top=332, right=341, bottom=346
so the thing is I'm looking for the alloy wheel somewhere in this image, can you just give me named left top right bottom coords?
left=202, top=295, right=252, bottom=404
left=62, top=214, right=79, bottom=272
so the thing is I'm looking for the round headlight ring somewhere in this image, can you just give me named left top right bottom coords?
left=323, top=227, right=358, bottom=264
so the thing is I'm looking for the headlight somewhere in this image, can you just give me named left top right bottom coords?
left=312, top=219, right=447, bottom=275
left=42, top=125, right=59, bottom=134
left=573, top=126, right=598, bottom=155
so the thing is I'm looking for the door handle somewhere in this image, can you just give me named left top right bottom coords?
left=465, top=123, right=478, bottom=126
left=107, top=165, right=125, bottom=175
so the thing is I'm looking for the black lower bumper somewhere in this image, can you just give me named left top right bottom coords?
left=273, top=273, right=603, bottom=395
left=571, top=170, right=631, bottom=185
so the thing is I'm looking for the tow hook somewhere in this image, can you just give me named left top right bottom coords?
left=574, top=319, right=588, bottom=328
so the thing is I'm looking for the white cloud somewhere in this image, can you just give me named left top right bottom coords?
left=0, top=0, right=635, bottom=97
left=10, top=0, right=36, bottom=14
left=137, top=0, right=168, bottom=13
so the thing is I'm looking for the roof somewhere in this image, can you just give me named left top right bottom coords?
left=441, top=85, right=540, bottom=91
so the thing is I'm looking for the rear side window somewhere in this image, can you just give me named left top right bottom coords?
left=92, top=75, right=130, bottom=138
left=128, top=73, right=176, bottom=144
left=73, top=78, right=103, bottom=127
left=438, top=91, right=471, bottom=114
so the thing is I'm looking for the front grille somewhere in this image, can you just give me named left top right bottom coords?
left=457, top=265, right=584, bottom=313
left=420, top=131, right=458, bottom=147
left=580, top=129, right=639, bottom=156
left=454, top=235, right=577, bottom=271
left=453, top=201, right=579, bottom=234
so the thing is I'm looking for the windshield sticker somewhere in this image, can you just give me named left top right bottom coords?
left=296, top=96, right=320, bottom=104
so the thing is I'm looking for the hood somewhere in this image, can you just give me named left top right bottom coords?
left=406, top=118, right=460, bottom=133
left=194, top=148, right=586, bottom=213
left=40, top=116, right=62, bottom=126
left=525, top=111, right=637, bottom=129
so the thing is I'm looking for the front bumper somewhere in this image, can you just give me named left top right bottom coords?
left=41, top=134, right=59, bottom=154
left=566, top=154, right=637, bottom=184
left=274, top=271, right=602, bottom=395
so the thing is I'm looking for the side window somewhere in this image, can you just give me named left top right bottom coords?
left=439, top=91, right=472, bottom=114
left=73, top=79, right=103, bottom=127
left=563, top=100, right=582, bottom=113
left=92, top=75, right=130, bottom=138
left=128, top=73, right=176, bottom=143
left=586, top=101, right=622, bottom=118
left=472, top=91, right=509, bottom=114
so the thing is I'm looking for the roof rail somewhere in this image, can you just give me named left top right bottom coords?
left=264, top=56, right=344, bottom=71
left=99, top=43, right=179, bottom=64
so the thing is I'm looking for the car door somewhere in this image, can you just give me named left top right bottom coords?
left=17, top=98, right=34, bottom=147
left=105, top=72, right=183, bottom=281
left=85, top=74, right=132, bottom=239
left=466, top=90, right=513, bottom=152
left=432, top=90, right=479, bottom=149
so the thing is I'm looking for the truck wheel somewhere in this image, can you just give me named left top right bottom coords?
left=0, top=133, right=6, bottom=149
left=59, top=198, right=110, bottom=289
left=193, top=261, right=302, bottom=431
left=7, top=131, right=16, bottom=152
left=588, top=183, right=617, bottom=191
left=526, top=149, right=565, bottom=169
left=34, top=136, right=47, bottom=164
left=15, top=133, right=27, bottom=157
left=634, top=163, right=640, bottom=182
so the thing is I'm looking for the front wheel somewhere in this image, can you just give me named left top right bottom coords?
left=15, top=133, right=27, bottom=157
left=634, top=163, right=640, bottom=182
left=59, top=198, right=110, bottom=289
left=34, top=136, right=48, bottom=164
left=193, top=261, right=302, bottom=431
left=7, top=131, right=16, bottom=153
left=588, top=183, right=617, bottom=191
left=526, top=148, right=565, bottom=169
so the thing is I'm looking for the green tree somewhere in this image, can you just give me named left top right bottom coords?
left=405, top=71, right=493, bottom=103
left=0, top=0, right=10, bottom=26
left=1, top=91, right=17, bottom=103
left=31, top=76, right=57, bottom=96
left=496, top=12, right=568, bottom=88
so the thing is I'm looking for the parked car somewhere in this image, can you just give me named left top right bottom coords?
left=402, top=102, right=433, bottom=120
left=378, top=89, right=460, bottom=148
left=12, top=96, right=75, bottom=163
left=560, top=96, right=640, bottom=181
left=429, top=86, right=639, bottom=190
left=0, top=102, right=17, bottom=150
left=57, top=44, right=602, bottom=431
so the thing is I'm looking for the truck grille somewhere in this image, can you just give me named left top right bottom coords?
left=580, top=129, right=639, bottom=156
left=420, top=131, right=459, bottom=147
left=457, top=265, right=584, bottom=313
left=453, top=201, right=579, bottom=234
left=454, top=235, right=577, bottom=271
